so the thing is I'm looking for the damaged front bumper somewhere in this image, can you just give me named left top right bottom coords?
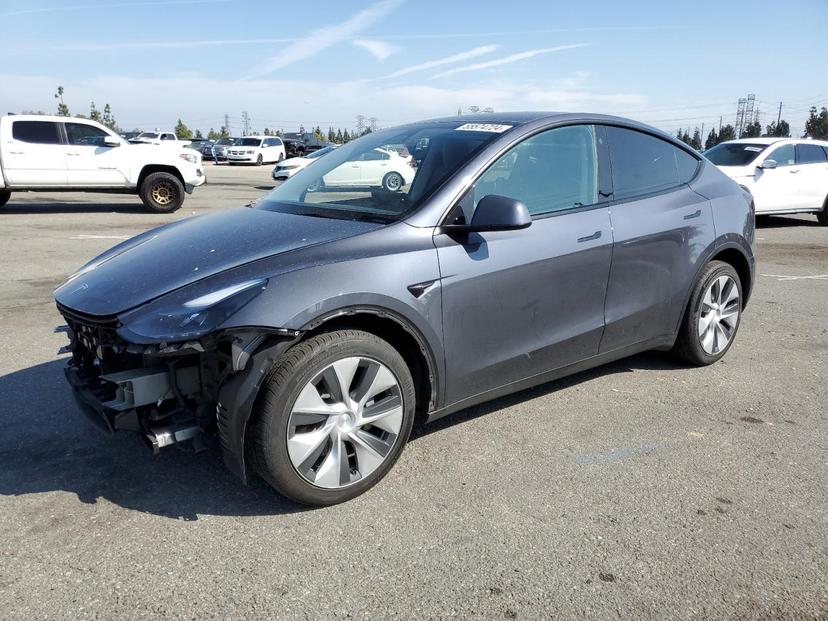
left=57, top=303, right=299, bottom=478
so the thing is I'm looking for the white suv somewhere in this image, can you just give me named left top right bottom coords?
left=705, top=138, right=828, bottom=224
left=227, top=136, right=286, bottom=165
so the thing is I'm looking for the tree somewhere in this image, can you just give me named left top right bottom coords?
left=219, top=125, right=230, bottom=139
left=342, top=129, right=351, bottom=143
left=718, top=124, right=736, bottom=142
left=689, top=127, right=702, bottom=150
left=764, top=120, right=790, bottom=137
left=314, top=126, right=324, bottom=141
left=741, top=120, right=761, bottom=138
left=457, top=106, right=462, bottom=116
left=194, top=129, right=203, bottom=139
left=803, top=106, right=828, bottom=139
left=54, top=86, right=69, bottom=116
left=174, top=118, right=193, bottom=140
left=101, top=103, right=118, bottom=132
left=263, top=127, right=271, bottom=136
left=207, top=127, right=219, bottom=140
left=327, top=127, right=336, bottom=142
left=704, top=128, right=719, bottom=150
left=89, top=101, right=102, bottom=122
left=362, top=126, right=373, bottom=136
left=335, top=129, right=343, bottom=143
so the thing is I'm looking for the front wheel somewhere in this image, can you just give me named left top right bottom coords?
left=382, top=171, right=404, bottom=192
left=673, top=261, right=742, bottom=366
left=256, top=154, right=263, bottom=166
left=0, top=191, right=10, bottom=208
left=250, top=330, right=416, bottom=506
left=139, top=172, right=185, bottom=213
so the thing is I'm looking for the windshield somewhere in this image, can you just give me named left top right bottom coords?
left=236, top=137, right=262, bottom=147
left=216, top=138, right=235, bottom=145
left=258, top=122, right=505, bottom=223
left=705, top=142, right=768, bottom=166
left=307, top=146, right=335, bottom=159
left=137, top=132, right=158, bottom=139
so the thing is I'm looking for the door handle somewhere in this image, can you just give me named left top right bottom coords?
left=67, top=152, right=81, bottom=156
left=788, top=169, right=800, bottom=174
left=9, top=150, right=24, bottom=154
left=683, top=209, right=702, bottom=220
left=577, top=230, right=602, bottom=243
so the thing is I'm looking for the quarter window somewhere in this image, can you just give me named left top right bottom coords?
left=468, top=124, right=599, bottom=217
left=66, top=123, right=110, bottom=146
left=605, top=126, right=697, bottom=200
left=767, top=144, right=795, bottom=166
left=796, top=143, right=828, bottom=164
left=12, top=120, right=61, bottom=144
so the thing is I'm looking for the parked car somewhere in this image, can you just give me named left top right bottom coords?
left=272, top=145, right=338, bottom=180
left=202, top=137, right=237, bottom=162
left=227, top=136, right=286, bottom=165
left=310, top=147, right=415, bottom=191
left=130, top=131, right=189, bottom=147
left=186, top=138, right=213, bottom=152
left=704, top=138, right=828, bottom=224
left=0, top=114, right=205, bottom=213
left=54, top=113, right=754, bottom=505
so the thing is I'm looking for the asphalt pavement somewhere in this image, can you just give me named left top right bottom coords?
left=0, top=163, right=826, bottom=619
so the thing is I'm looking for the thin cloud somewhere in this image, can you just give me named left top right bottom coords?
left=255, top=0, right=404, bottom=75
left=0, top=0, right=228, bottom=17
left=387, top=45, right=498, bottom=78
left=352, top=39, right=399, bottom=61
left=432, top=44, right=588, bottom=79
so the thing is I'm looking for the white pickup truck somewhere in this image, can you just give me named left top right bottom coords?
left=0, top=115, right=206, bottom=213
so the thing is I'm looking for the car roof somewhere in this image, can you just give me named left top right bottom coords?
left=719, top=137, right=828, bottom=147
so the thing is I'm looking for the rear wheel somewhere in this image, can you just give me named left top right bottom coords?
left=818, top=195, right=828, bottom=226
left=251, top=330, right=416, bottom=506
left=139, top=172, right=185, bottom=213
left=0, top=191, right=10, bottom=208
left=673, top=261, right=742, bottom=366
left=256, top=154, right=263, bottom=166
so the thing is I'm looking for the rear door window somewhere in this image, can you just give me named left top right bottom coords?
left=12, top=120, right=62, bottom=144
left=796, top=143, right=828, bottom=164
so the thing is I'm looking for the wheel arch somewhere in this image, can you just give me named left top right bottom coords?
left=138, top=164, right=185, bottom=188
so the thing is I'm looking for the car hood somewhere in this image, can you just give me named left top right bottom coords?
left=714, top=165, right=755, bottom=179
left=278, top=156, right=308, bottom=167
left=54, top=207, right=382, bottom=317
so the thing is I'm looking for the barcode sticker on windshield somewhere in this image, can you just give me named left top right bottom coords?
left=456, top=123, right=512, bottom=133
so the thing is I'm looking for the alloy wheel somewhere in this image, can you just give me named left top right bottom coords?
left=698, top=275, right=740, bottom=354
left=286, top=357, right=404, bottom=489
left=150, top=181, right=174, bottom=206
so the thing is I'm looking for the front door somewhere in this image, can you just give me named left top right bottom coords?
left=436, top=124, right=613, bottom=405
left=64, top=122, right=128, bottom=186
left=751, top=143, right=803, bottom=212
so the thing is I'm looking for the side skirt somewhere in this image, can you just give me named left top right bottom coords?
left=426, top=335, right=675, bottom=423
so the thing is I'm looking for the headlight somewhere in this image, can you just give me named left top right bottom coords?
left=281, top=165, right=299, bottom=170
left=118, top=279, right=267, bottom=342
left=179, top=152, right=198, bottom=164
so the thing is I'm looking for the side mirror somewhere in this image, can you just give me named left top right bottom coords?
left=443, top=194, right=532, bottom=234
left=758, top=159, right=777, bottom=169
left=104, top=135, right=121, bottom=147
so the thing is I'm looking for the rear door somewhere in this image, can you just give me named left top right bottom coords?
left=795, top=143, right=828, bottom=209
left=436, top=124, right=614, bottom=404
left=1, top=119, right=67, bottom=185
left=64, top=121, right=129, bottom=186
left=358, top=149, right=391, bottom=186
left=600, top=125, right=713, bottom=353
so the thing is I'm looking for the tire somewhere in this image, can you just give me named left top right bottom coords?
left=278, top=153, right=285, bottom=163
left=818, top=196, right=828, bottom=226
left=382, top=171, right=404, bottom=192
left=673, top=261, right=743, bottom=366
left=0, top=191, right=10, bottom=208
left=251, top=330, right=416, bottom=506
left=256, top=154, right=263, bottom=166
left=139, top=172, right=185, bottom=214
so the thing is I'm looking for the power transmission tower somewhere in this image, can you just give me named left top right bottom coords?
left=241, top=111, right=251, bottom=136
left=369, top=117, right=378, bottom=132
left=355, top=114, right=366, bottom=135
left=735, top=93, right=756, bottom=137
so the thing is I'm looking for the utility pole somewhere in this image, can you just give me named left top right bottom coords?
left=224, top=113, right=230, bottom=134
left=777, top=101, right=783, bottom=125
left=718, top=116, right=722, bottom=133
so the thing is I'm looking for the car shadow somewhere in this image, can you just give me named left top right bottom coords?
left=2, top=202, right=145, bottom=214
left=0, top=351, right=688, bottom=519
left=755, top=214, right=820, bottom=228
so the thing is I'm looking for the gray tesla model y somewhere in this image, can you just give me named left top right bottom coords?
left=55, top=113, right=755, bottom=505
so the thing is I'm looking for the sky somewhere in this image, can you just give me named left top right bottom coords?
left=1, top=0, right=827, bottom=138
